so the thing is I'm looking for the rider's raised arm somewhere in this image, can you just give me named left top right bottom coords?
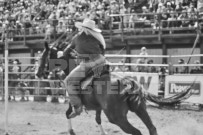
left=63, top=39, right=76, bottom=58
left=63, top=31, right=80, bottom=58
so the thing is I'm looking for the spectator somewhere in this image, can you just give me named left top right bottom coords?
left=190, top=60, right=202, bottom=74
left=168, top=11, right=177, bottom=28
left=157, top=3, right=163, bottom=13
left=111, top=9, right=121, bottom=29
left=165, top=2, right=173, bottom=12
left=123, top=8, right=129, bottom=28
left=188, top=3, right=197, bottom=13
left=16, top=20, right=23, bottom=35
left=182, top=0, right=190, bottom=9
left=149, top=0, right=159, bottom=12
left=147, top=59, right=157, bottom=73
left=11, top=59, right=22, bottom=79
left=140, top=6, right=151, bottom=28
left=57, top=21, right=66, bottom=34
left=175, top=3, right=183, bottom=13
left=134, top=47, right=148, bottom=72
left=178, top=10, right=190, bottom=27
left=129, top=10, right=138, bottom=29
left=191, top=0, right=197, bottom=8
left=152, top=15, right=159, bottom=31
left=161, top=11, right=169, bottom=28
left=7, top=20, right=16, bottom=41
left=135, top=58, right=145, bottom=72
left=170, top=0, right=176, bottom=10
left=31, top=59, right=39, bottom=79
left=139, top=46, right=148, bottom=64
left=188, top=12, right=198, bottom=27
left=24, top=15, right=32, bottom=34
left=44, top=21, right=54, bottom=42
left=176, top=59, right=188, bottom=73
left=114, top=58, right=129, bottom=72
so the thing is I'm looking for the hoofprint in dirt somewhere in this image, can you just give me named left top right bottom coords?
left=0, top=102, right=203, bottom=135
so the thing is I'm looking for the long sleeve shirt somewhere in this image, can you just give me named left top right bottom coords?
left=64, top=32, right=104, bottom=60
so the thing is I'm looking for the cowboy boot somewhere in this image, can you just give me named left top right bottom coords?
left=68, top=105, right=83, bottom=119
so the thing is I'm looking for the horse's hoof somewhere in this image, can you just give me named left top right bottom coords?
left=68, top=129, right=76, bottom=135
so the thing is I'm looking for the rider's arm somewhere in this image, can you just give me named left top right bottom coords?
left=63, top=40, right=76, bottom=58
left=98, top=42, right=105, bottom=55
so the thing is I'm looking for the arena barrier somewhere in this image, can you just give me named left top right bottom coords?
left=1, top=54, right=203, bottom=102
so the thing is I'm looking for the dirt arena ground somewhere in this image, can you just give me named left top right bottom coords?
left=0, top=101, right=203, bottom=135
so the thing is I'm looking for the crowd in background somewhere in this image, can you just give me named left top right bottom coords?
left=0, top=0, right=202, bottom=41
left=0, top=0, right=202, bottom=74
left=112, top=0, right=200, bottom=29
left=0, top=0, right=113, bottom=41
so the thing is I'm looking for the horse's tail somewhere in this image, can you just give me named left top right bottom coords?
left=145, top=84, right=193, bottom=106
left=120, top=77, right=195, bottom=107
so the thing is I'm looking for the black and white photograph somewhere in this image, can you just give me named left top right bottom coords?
left=0, top=0, right=203, bottom=135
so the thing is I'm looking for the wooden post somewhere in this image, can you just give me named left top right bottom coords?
left=158, top=13, right=162, bottom=41
left=110, top=15, right=113, bottom=43
left=121, top=15, right=124, bottom=42
left=109, top=2, right=113, bottom=43
left=162, top=41, right=167, bottom=64
left=125, top=40, right=131, bottom=71
left=168, top=55, right=173, bottom=75
left=23, top=25, right=26, bottom=46
left=200, top=35, right=203, bottom=64
left=4, top=38, right=9, bottom=135
left=30, top=49, right=35, bottom=64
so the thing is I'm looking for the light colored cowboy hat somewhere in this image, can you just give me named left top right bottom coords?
left=75, top=19, right=101, bottom=33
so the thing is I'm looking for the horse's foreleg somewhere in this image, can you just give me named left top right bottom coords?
left=134, top=101, right=158, bottom=135
left=67, top=119, right=75, bottom=135
left=95, top=110, right=107, bottom=135
left=66, top=103, right=76, bottom=135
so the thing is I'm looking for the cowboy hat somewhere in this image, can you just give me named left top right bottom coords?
left=75, top=19, right=101, bottom=33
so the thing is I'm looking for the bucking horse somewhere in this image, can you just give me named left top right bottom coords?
left=36, top=40, right=158, bottom=135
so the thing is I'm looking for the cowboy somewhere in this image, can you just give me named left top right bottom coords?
left=176, top=59, right=188, bottom=74
left=12, top=59, right=22, bottom=79
left=62, top=19, right=106, bottom=118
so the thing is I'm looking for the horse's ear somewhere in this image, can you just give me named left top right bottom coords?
left=44, top=42, right=50, bottom=50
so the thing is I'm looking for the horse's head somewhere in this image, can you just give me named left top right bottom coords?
left=36, top=42, right=61, bottom=78
left=36, top=31, right=79, bottom=78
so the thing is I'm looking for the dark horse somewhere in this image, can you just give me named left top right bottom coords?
left=36, top=42, right=158, bottom=135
